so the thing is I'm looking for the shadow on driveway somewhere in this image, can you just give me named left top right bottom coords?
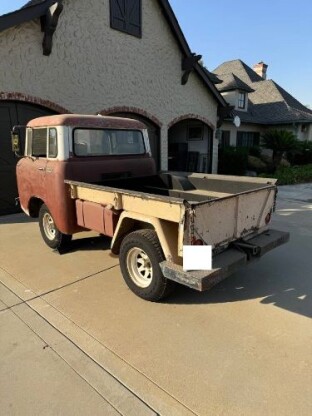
left=166, top=198, right=312, bottom=319
left=57, top=235, right=112, bottom=254
left=0, top=213, right=37, bottom=224
left=166, top=241, right=312, bottom=319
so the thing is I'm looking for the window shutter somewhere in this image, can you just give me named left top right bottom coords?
left=127, top=0, right=141, bottom=37
left=110, top=0, right=141, bottom=37
left=110, top=0, right=126, bottom=33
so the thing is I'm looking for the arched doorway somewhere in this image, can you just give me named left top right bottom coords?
left=168, top=118, right=213, bottom=173
left=0, top=101, right=58, bottom=215
left=104, top=111, right=161, bottom=170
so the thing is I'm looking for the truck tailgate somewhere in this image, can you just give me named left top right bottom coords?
left=189, top=185, right=276, bottom=248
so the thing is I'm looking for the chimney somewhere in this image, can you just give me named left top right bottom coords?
left=253, top=61, right=268, bottom=79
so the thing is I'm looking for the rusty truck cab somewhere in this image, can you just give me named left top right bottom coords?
left=16, top=114, right=156, bottom=235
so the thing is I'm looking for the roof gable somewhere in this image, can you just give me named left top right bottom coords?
left=213, top=59, right=312, bottom=125
left=214, top=59, right=263, bottom=84
left=0, top=0, right=227, bottom=108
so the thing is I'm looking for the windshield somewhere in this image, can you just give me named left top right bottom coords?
left=73, top=128, right=145, bottom=156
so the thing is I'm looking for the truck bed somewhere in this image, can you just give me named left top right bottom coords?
left=65, top=172, right=277, bottom=253
left=91, top=172, right=276, bottom=203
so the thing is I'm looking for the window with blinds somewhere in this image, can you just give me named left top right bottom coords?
left=237, top=132, right=260, bottom=148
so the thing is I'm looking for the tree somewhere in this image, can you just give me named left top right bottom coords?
left=261, top=129, right=298, bottom=170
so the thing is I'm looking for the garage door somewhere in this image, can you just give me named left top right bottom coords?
left=0, top=102, right=57, bottom=215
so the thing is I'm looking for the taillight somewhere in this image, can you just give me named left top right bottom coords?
left=265, top=212, right=271, bottom=224
left=191, top=237, right=204, bottom=245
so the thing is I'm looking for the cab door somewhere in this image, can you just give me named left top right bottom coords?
left=16, top=127, right=48, bottom=209
left=45, top=127, right=59, bottom=192
left=31, top=128, right=60, bottom=203
left=31, top=128, right=49, bottom=201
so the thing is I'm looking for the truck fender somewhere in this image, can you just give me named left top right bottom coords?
left=111, top=211, right=179, bottom=263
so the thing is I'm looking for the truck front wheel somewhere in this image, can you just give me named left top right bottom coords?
left=39, top=204, right=72, bottom=250
left=119, top=229, right=175, bottom=301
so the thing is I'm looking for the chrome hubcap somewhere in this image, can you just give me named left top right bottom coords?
left=126, top=247, right=153, bottom=288
left=43, top=212, right=56, bottom=240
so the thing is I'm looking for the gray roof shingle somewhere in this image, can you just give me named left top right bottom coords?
left=213, top=59, right=312, bottom=125
left=218, top=73, right=254, bottom=93
left=202, top=67, right=223, bottom=84
left=214, top=59, right=263, bottom=84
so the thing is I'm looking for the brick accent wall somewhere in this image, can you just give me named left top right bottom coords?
left=168, top=114, right=215, bottom=130
left=99, top=106, right=162, bottom=127
left=0, top=92, right=70, bottom=113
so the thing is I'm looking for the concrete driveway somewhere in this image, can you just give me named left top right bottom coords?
left=1, top=184, right=311, bottom=416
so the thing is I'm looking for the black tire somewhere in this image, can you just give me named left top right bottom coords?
left=119, top=229, right=175, bottom=301
left=39, top=204, right=72, bottom=250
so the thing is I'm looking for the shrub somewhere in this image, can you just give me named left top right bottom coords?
left=248, top=155, right=267, bottom=173
left=261, top=129, right=299, bottom=169
left=287, top=141, right=312, bottom=165
left=218, top=146, right=248, bottom=175
left=259, top=164, right=312, bottom=185
left=248, top=146, right=262, bottom=158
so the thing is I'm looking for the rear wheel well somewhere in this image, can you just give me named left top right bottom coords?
left=112, top=219, right=155, bottom=255
left=28, top=197, right=44, bottom=218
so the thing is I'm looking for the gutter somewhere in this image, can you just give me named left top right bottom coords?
left=0, top=0, right=55, bottom=32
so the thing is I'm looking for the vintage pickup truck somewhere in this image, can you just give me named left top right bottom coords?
left=12, top=114, right=289, bottom=301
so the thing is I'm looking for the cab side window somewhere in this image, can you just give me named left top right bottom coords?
left=48, top=128, right=58, bottom=158
left=32, top=128, right=47, bottom=157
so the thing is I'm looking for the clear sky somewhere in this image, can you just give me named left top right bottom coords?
left=1, top=0, right=311, bottom=107
left=169, top=0, right=312, bottom=108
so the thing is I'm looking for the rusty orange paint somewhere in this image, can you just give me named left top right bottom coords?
left=16, top=155, right=155, bottom=235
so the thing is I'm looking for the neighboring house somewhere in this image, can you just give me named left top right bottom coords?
left=0, top=0, right=228, bottom=214
left=213, top=59, right=312, bottom=148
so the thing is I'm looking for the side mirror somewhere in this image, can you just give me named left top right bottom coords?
left=11, top=132, right=20, bottom=153
left=11, top=126, right=25, bottom=157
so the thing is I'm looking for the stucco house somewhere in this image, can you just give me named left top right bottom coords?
left=213, top=59, right=312, bottom=148
left=0, top=0, right=229, bottom=214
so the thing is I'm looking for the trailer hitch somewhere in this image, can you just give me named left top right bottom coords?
left=232, top=240, right=261, bottom=259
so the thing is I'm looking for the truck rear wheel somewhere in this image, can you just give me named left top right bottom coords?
left=119, top=229, right=175, bottom=301
left=39, top=204, right=72, bottom=250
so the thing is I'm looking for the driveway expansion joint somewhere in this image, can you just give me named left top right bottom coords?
left=7, top=302, right=158, bottom=416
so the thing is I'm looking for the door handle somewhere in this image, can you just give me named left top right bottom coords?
left=38, top=167, right=46, bottom=171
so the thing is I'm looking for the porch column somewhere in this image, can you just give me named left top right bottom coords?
left=211, top=130, right=220, bottom=173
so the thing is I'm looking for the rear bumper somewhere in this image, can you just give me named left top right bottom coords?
left=160, top=229, right=289, bottom=291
